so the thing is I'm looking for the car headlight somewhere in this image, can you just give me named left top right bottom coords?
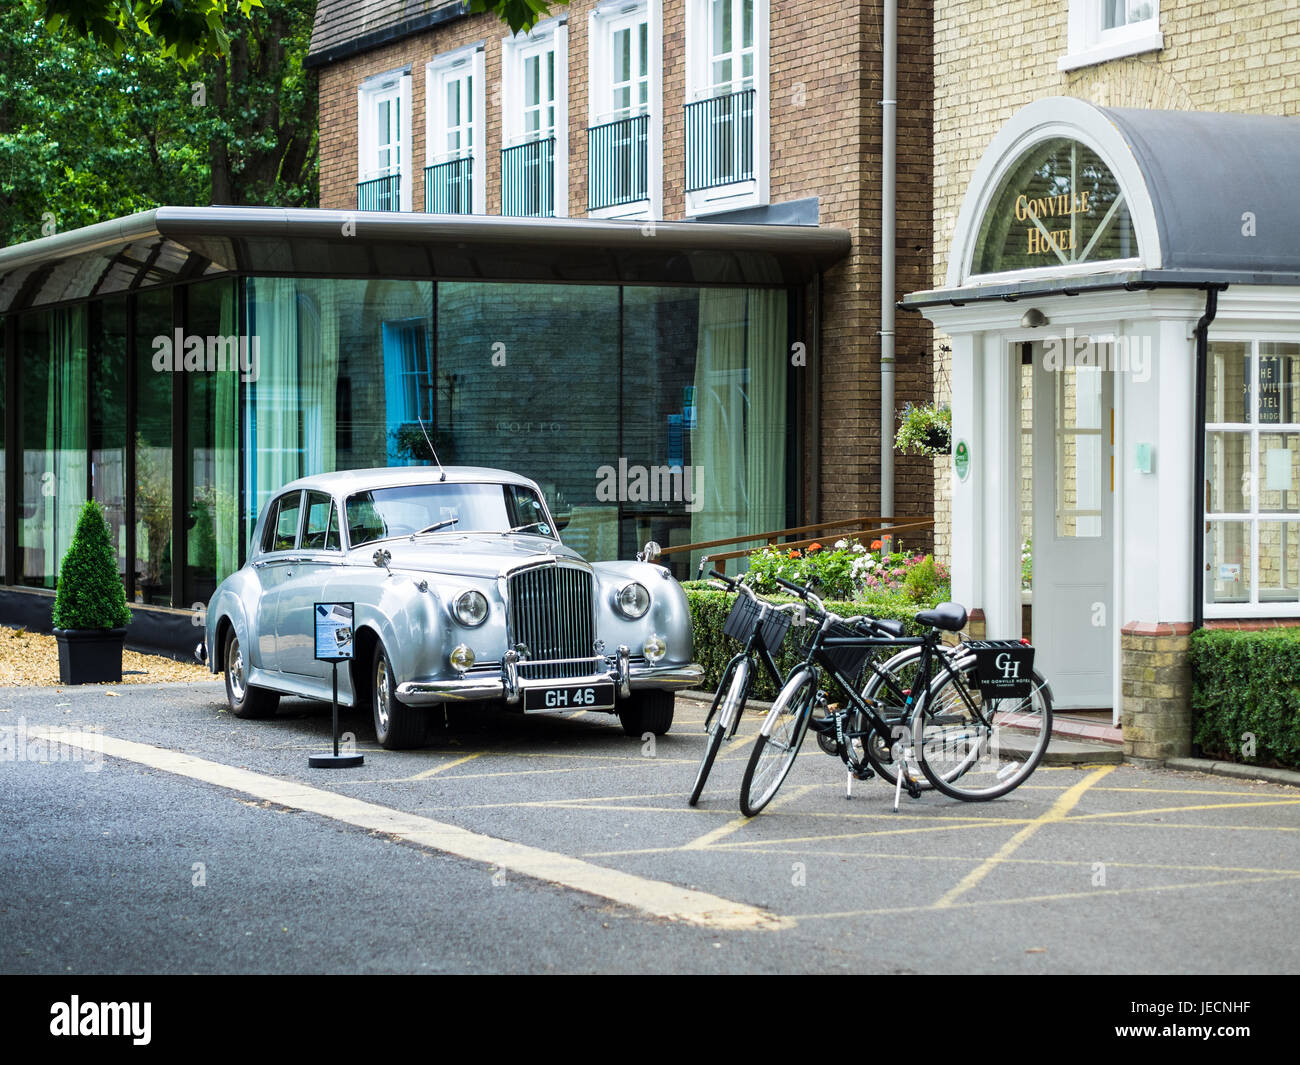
left=616, top=581, right=650, bottom=619
left=643, top=633, right=667, bottom=664
left=449, top=644, right=476, bottom=673
left=453, top=590, right=489, bottom=627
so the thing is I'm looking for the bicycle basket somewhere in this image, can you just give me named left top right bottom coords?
left=808, top=618, right=873, bottom=683
left=722, top=593, right=793, bottom=654
left=966, top=640, right=1035, bottom=699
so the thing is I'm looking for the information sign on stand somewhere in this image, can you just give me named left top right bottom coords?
left=309, top=602, right=364, bottom=769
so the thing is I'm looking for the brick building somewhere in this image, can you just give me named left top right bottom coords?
left=306, top=0, right=937, bottom=554
left=904, top=0, right=1300, bottom=759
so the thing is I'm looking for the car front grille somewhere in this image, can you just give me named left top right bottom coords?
left=507, top=564, right=597, bottom=681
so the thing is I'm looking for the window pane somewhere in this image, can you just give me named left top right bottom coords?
left=1207, top=341, right=1249, bottom=425
left=1259, top=343, right=1300, bottom=424
left=90, top=298, right=128, bottom=591
left=1259, top=521, right=1300, bottom=603
left=302, top=491, right=335, bottom=550
left=1206, top=431, right=1251, bottom=513
left=271, top=493, right=302, bottom=552
left=1206, top=520, right=1250, bottom=604
left=19, top=308, right=89, bottom=589
left=135, top=290, right=173, bottom=605
left=1258, top=433, right=1300, bottom=514
left=1055, top=367, right=1103, bottom=538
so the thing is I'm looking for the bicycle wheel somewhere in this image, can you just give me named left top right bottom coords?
left=858, top=647, right=937, bottom=790
left=912, top=660, right=1053, bottom=801
left=689, top=657, right=750, bottom=806
left=739, top=667, right=817, bottom=817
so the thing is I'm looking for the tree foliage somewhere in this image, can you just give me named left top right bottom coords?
left=53, top=500, right=134, bottom=630
left=0, top=0, right=317, bottom=247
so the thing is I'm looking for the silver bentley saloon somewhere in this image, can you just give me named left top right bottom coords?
left=197, top=467, right=703, bottom=749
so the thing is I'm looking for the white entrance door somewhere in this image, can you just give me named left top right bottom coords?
left=1030, top=342, right=1114, bottom=709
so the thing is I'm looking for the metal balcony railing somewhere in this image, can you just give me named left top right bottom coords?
left=587, top=113, right=649, bottom=211
left=357, top=173, right=401, bottom=211
left=501, top=137, right=556, bottom=218
left=684, top=89, right=755, bottom=193
left=425, top=156, right=474, bottom=214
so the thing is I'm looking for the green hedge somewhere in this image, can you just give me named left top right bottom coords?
left=1188, top=628, right=1300, bottom=769
left=685, top=587, right=926, bottom=703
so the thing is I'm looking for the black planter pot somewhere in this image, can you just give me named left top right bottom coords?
left=54, top=628, right=128, bottom=685
left=924, top=426, right=951, bottom=453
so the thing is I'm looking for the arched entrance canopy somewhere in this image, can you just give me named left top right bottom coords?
left=906, top=97, right=1300, bottom=308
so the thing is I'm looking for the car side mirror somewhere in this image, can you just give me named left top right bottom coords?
left=637, top=540, right=662, bottom=563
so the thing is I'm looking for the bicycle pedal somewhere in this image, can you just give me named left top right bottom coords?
left=905, top=779, right=923, bottom=799
left=854, top=767, right=875, bottom=781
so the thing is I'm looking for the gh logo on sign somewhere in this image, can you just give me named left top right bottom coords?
left=994, top=652, right=1021, bottom=680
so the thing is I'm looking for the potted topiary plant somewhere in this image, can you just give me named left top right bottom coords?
left=894, top=403, right=952, bottom=456
left=53, top=499, right=133, bottom=684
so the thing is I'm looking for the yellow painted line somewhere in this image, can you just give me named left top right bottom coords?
left=409, top=751, right=485, bottom=780
left=681, top=784, right=817, bottom=850
left=1073, top=819, right=1300, bottom=833
left=789, top=872, right=1300, bottom=921
left=37, top=727, right=788, bottom=932
left=1062, top=797, right=1300, bottom=822
left=933, top=765, right=1115, bottom=909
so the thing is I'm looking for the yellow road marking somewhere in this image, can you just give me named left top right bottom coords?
left=1062, top=797, right=1300, bottom=822
left=933, top=765, right=1115, bottom=909
left=36, top=727, right=788, bottom=932
left=681, top=784, right=817, bottom=850
left=409, top=752, right=485, bottom=780
left=790, top=872, right=1300, bottom=921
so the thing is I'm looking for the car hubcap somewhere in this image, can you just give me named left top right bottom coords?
left=375, top=658, right=390, bottom=732
left=228, top=638, right=246, bottom=701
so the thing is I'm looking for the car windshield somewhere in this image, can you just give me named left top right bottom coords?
left=345, top=482, right=555, bottom=547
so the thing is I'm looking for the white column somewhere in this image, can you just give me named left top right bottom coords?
left=1155, top=317, right=1197, bottom=624
left=981, top=332, right=1020, bottom=637
left=949, top=331, right=983, bottom=613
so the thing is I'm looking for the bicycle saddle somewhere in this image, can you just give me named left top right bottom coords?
left=914, top=602, right=968, bottom=632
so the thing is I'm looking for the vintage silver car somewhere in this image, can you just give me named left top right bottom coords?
left=198, top=467, right=702, bottom=748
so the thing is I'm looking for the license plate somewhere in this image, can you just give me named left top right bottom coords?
left=523, top=682, right=615, bottom=713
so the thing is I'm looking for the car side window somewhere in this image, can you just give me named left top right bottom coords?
left=262, top=492, right=303, bottom=553
left=301, top=492, right=338, bottom=552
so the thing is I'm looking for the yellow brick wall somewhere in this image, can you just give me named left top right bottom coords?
left=928, top=0, right=1300, bottom=566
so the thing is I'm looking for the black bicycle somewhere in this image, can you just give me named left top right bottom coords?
left=688, top=571, right=802, bottom=806
left=738, top=576, right=1053, bottom=816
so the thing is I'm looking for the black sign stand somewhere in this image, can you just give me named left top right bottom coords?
left=309, top=601, right=364, bottom=769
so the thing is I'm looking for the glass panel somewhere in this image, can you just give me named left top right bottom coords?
left=90, top=299, right=129, bottom=591
left=20, top=307, right=89, bottom=589
left=270, top=492, right=302, bottom=552
left=135, top=290, right=173, bottom=605
left=185, top=279, right=241, bottom=607
left=1259, top=343, right=1300, bottom=424
left=301, top=490, right=335, bottom=551
left=1258, top=433, right=1300, bottom=514
left=1206, top=342, right=1249, bottom=425
left=1206, top=520, right=1250, bottom=604
left=1206, top=431, right=1251, bottom=514
left=1259, top=521, right=1300, bottom=603
left=1055, top=366, right=1103, bottom=538
left=972, top=138, right=1138, bottom=274
left=0, top=321, right=5, bottom=583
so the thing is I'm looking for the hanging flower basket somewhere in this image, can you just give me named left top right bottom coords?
left=895, top=403, right=952, bottom=457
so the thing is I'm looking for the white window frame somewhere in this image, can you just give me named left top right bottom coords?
left=1204, top=332, right=1300, bottom=619
left=1060, top=0, right=1163, bottom=72
left=426, top=44, right=487, bottom=215
left=588, top=0, right=661, bottom=220
left=501, top=17, right=570, bottom=218
left=684, top=0, right=768, bottom=217
left=357, top=67, right=413, bottom=212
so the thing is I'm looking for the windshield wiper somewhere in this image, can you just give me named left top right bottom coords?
left=414, top=518, right=459, bottom=535
left=502, top=522, right=549, bottom=536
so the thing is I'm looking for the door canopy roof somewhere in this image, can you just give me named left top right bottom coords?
left=934, top=97, right=1300, bottom=299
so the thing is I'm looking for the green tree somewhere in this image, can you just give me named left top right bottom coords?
left=53, top=500, right=134, bottom=630
left=0, top=0, right=316, bottom=247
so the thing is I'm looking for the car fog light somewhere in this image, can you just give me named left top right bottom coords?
left=643, top=633, right=667, bottom=664
left=617, top=581, right=651, bottom=618
left=449, top=644, right=476, bottom=673
left=453, top=589, right=489, bottom=627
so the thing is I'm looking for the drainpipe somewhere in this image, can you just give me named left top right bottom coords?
left=1191, top=285, right=1224, bottom=630
left=880, top=0, right=897, bottom=535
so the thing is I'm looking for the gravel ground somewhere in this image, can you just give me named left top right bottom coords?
left=0, top=626, right=212, bottom=687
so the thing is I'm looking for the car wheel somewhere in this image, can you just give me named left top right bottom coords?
left=224, top=630, right=279, bottom=719
left=372, top=641, right=426, bottom=750
left=617, top=690, right=675, bottom=737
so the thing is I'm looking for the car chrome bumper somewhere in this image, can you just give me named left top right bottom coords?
left=395, top=656, right=704, bottom=708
